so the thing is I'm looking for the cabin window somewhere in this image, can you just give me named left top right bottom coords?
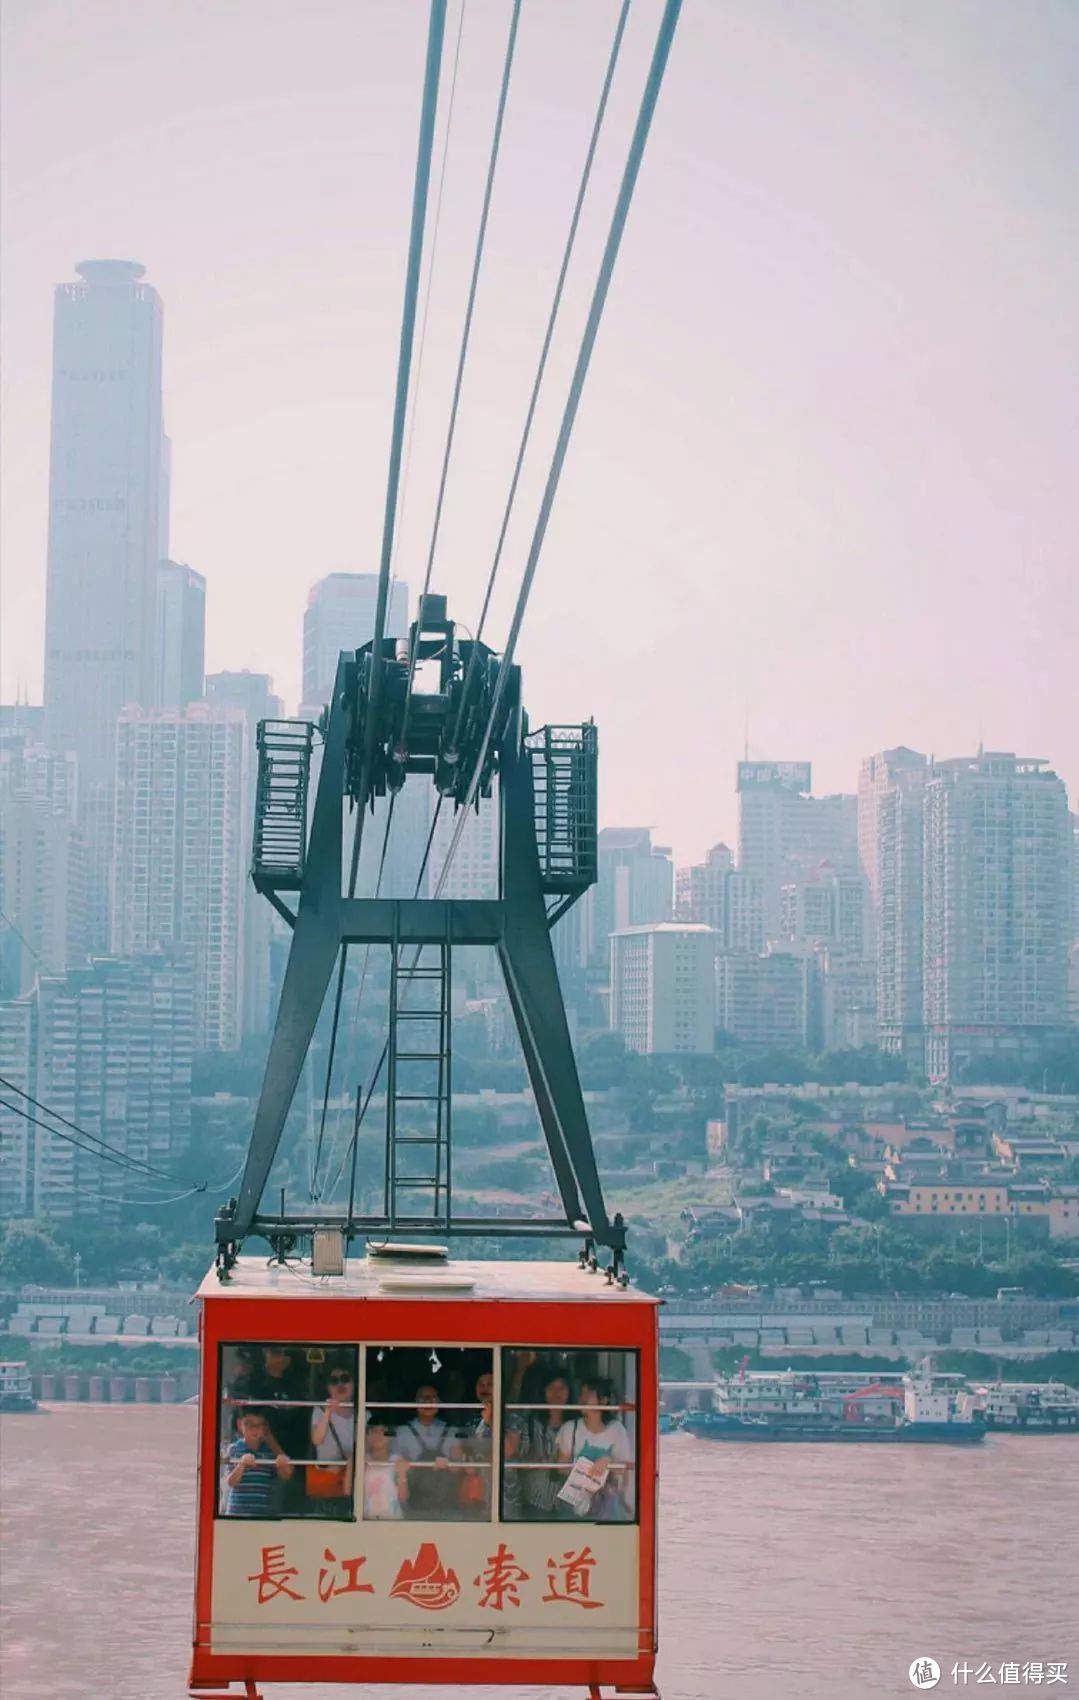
left=499, top=1347, right=639, bottom=1524
left=362, top=1345, right=495, bottom=1522
left=217, top=1343, right=359, bottom=1519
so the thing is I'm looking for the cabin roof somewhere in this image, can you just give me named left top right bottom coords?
left=197, top=1255, right=661, bottom=1306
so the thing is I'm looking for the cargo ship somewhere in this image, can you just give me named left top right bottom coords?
left=682, top=1362, right=985, bottom=1444
left=973, top=1380, right=1079, bottom=1431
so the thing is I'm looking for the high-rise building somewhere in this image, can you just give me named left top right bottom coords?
left=204, top=672, right=285, bottom=1038
left=724, top=870, right=765, bottom=955
left=205, top=670, right=283, bottom=726
left=676, top=843, right=766, bottom=954
left=43, top=260, right=168, bottom=951
left=858, top=747, right=929, bottom=1061
left=426, top=791, right=497, bottom=901
left=676, top=844, right=732, bottom=932
left=301, top=573, right=408, bottom=710
left=737, top=761, right=857, bottom=937
left=779, top=862, right=870, bottom=959
left=0, top=952, right=192, bottom=1222
left=587, top=828, right=673, bottom=971
left=154, top=561, right=206, bottom=708
left=0, top=999, right=35, bottom=1217
left=0, top=737, right=88, bottom=998
left=111, top=704, right=248, bottom=1050
left=923, top=753, right=1071, bottom=1082
left=815, top=945, right=879, bottom=1052
left=610, top=923, right=717, bottom=1054
left=0, top=704, right=45, bottom=739
left=716, top=948, right=808, bottom=1050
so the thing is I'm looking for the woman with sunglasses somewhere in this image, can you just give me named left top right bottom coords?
left=309, top=1365, right=356, bottom=1518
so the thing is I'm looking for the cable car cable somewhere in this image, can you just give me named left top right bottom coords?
left=434, top=0, right=683, bottom=896
left=307, top=0, right=682, bottom=1226
left=0, top=1074, right=199, bottom=1186
left=324, top=0, right=675, bottom=1219
left=448, top=0, right=632, bottom=755
left=316, top=2, right=520, bottom=1204
left=314, top=0, right=520, bottom=1204
left=60, top=1160, right=248, bottom=1211
left=397, top=0, right=522, bottom=759
left=0, top=1095, right=204, bottom=1189
left=312, top=0, right=449, bottom=1200
left=390, top=0, right=469, bottom=577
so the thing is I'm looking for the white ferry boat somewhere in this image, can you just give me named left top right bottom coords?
left=0, top=1361, right=37, bottom=1413
left=973, top=1381, right=1079, bottom=1431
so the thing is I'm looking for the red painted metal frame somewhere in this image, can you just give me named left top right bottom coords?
left=189, top=1289, right=659, bottom=1694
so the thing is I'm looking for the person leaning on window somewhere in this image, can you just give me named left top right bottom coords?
left=224, top=1409, right=294, bottom=1517
left=556, top=1374, right=634, bottom=1521
left=514, top=1361, right=572, bottom=1519
left=308, top=1365, right=355, bottom=1518
left=393, top=1383, right=458, bottom=1516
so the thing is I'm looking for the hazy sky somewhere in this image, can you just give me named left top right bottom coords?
left=2, top=0, right=1077, bottom=862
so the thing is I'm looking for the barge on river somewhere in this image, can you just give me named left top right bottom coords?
left=682, top=1363, right=984, bottom=1444
left=973, top=1381, right=1079, bottom=1431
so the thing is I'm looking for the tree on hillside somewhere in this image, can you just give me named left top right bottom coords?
left=0, top=1220, right=74, bottom=1286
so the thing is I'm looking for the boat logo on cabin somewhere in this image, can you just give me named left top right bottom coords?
left=390, top=1542, right=462, bottom=1611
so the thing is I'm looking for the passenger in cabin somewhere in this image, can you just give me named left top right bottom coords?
left=514, top=1362, right=572, bottom=1519
left=307, top=1366, right=356, bottom=1518
left=393, top=1383, right=457, bottom=1516
left=246, top=1345, right=309, bottom=1513
left=556, top=1374, right=634, bottom=1521
left=458, top=1368, right=496, bottom=1516
left=363, top=1422, right=407, bottom=1519
left=223, top=1410, right=294, bottom=1517
left=226, top=1346, right=257, bottom=1401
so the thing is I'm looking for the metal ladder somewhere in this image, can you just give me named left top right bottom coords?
left=384, top=938, right=451, bottom=1230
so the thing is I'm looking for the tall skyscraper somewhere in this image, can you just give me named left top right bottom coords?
left=923, top=753, right=1071, bottom=1082
left=0, top=952, right=192, bottom=1222
left=43, top=260, right=167, bottom=949
left=737, top=761, right=857, bottom=937
left=111, top=704, right=248, bottom=1050
left=154, top=560, right=206, bottom=708
left=301, top=573, right=408, bottom=709
left=205, top=672, right=284, bottom=1038
left=858, top=747, right=929, bottom=1061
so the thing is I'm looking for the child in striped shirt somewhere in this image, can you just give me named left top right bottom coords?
left=224, top=1411, right=293, bottom=1516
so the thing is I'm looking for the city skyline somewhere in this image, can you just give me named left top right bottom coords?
left=3, top=2, right=1078, bottom=863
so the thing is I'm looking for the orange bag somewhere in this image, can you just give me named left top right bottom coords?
left=307, top=1462, right=349, bottom=1499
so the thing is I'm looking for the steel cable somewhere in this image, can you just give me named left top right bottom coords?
left=310, top=0, right=449, bottom=1200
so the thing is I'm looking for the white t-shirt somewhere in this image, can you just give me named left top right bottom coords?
left=311, top=1405, right=355, bottom=1464
left=556, top=1417, right=634, bottom=1515
left=556, top=1416, right=632, bottom=1467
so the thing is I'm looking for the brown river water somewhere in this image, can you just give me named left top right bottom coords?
left=1, top=1406, right=1077, bottom=1700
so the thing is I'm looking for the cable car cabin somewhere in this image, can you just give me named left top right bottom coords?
left=189, top=1249, right=660, bottom=1700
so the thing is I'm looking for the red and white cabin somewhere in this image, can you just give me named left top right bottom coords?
left=190, top=1249, right=660, bottom=1698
